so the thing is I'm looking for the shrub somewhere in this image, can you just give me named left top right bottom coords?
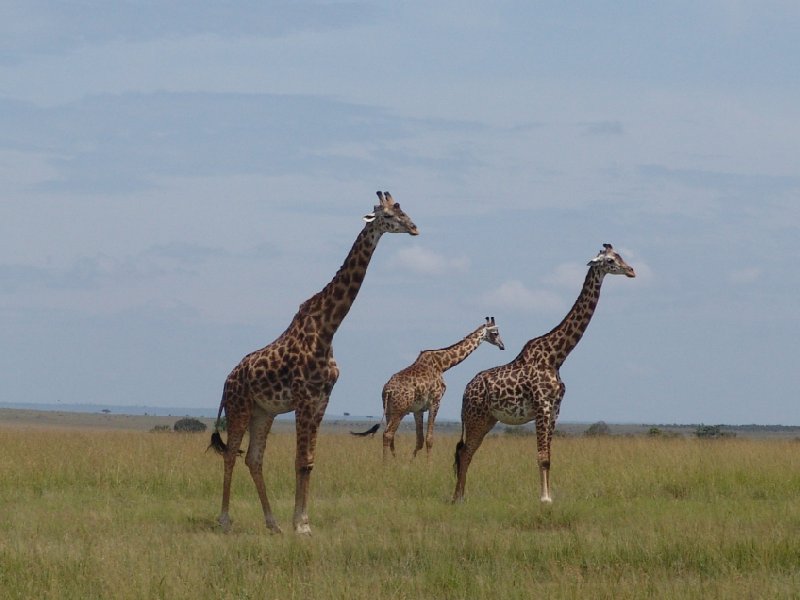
left=150, top=425, right=171, bottom=433
left=695, top=424, right=735, bottom=439
left=173, top=418, right=207, bottom=433
left=584, top=421, right=611, bottom=437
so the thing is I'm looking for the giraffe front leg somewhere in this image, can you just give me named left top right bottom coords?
left=424, top=400, right=442, bottom=459
left=535, top=410, right=554, bottom=504
left=412, top=410, right=425, bottom=459
left=293, top=400, right=327, bottom=535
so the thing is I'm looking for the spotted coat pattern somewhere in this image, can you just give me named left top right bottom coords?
left=210, top=192, right=418, bottom=535
left=452, top=244, right=635, bottom=504
left=382, top=318, right=504, bottom=461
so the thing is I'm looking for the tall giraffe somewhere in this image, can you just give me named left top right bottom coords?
left=452, top=244, right=635, bottom=504
left=382, top=317, right=505, bottom=461
left=209, top=191, right=418, bottom=535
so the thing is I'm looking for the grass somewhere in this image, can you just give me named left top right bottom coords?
left=1, top=427, right=799, bottom=599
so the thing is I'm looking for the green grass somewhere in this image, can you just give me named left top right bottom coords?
left=1, top=428, right=799, bottom=599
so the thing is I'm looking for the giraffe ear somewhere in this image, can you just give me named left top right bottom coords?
left=588, top=254, right=603, bottom=266
left=363, top=212, right=376, bottom=223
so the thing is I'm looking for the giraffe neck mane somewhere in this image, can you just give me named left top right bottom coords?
left=520, top=266, right=605, bottom=367
left=291, top=222, right=382, bottom=342
left=416, top=325, right=485, bottom=372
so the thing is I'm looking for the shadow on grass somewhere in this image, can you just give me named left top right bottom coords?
left=185, top=514, right=223, bottom=533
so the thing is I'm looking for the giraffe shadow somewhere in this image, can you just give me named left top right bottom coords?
left=184, top=514, right=224, bottom=533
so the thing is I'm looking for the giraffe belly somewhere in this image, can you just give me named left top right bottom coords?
left=409, top=396, right=432, bottom=412
left=490, top=396, right=539, bottom=426
left=253, top=390, right=295, bottom=415
left=493, top=407, right=535, bottom=426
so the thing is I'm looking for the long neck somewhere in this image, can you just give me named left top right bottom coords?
left=422, top=326, right=486, bottom=372
left=542, top=267, right=605, bottom=367
left=298, top=223, right=382, bottom=341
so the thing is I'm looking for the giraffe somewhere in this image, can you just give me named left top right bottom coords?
left=382, top=317, right=505, bottom=461
left=209, top=191, right=418, bottom=535
left=452, top=244, right=635, bottom=504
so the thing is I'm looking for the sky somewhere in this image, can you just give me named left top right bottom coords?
left=1, top=1, right=799, bottom=426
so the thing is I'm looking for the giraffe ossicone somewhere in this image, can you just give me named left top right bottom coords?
left=209, top=190, right=418, bottom=535
left=452, top=243, right=635, bottom=506
left=382, top=316, right=504, bottom=461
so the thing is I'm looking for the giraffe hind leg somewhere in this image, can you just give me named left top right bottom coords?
left=245, top=410, right=282, bottom=534
left=382, top=407, right=403, bottom=462
left=452, top=414, right=496, bottom=503
left=218, top=425, right=246, bottom=532
left=412, top=410, right=425, bottom=458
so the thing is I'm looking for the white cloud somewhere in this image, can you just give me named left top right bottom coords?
left=545, top=262, right=587, bottom=289
left=390, top=246, right=469, bottom=275
left=482, top=280, right=563, bottom=313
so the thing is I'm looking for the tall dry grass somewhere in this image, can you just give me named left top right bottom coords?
left=1, top=427, right=799, bottom=599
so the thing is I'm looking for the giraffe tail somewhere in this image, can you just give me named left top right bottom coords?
left=453, top=422, right=465, bottom=477
left=207, top=381, right=240, bottom=455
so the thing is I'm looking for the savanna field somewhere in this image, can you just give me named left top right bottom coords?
left=1, top=423, right=799, bottom=599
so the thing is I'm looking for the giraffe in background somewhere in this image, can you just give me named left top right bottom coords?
left=210, top=191, right=418, bottom=535
left=382, top=317, right=504, bottom=461
left=453, top=244, right=635, bottom=504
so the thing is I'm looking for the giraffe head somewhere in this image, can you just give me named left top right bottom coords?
left=482, top=316, right=505, bottom=350
left=363, top=191, right=419, bottom=236
left=587, top=243, right=636, bottom=278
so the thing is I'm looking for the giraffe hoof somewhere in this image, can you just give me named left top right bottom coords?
left=218, top=515, right=233, bottom=533
left=294, top=523, right=312, bottom=536
left=266, top=520, right=283, bottom=535
left=540, top=496, right=553, bottom=505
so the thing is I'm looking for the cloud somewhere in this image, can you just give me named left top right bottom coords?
left=144, top=242, right=229, bottom=265
left=0, top=92, right=482, bottom=194
left=581, top=121, right=624, bottom=136
left=544, top=262, right=587, bottom=289
left=0, top=2, right=379, bottom=63
left=481, top=280, right=563, bottom=313
left=0, top=242, right=232, bottom=294
left=637, top=164, right=800, bottom=194
left=389, top=246, right=469, bottom=275
left=728, top=267, right=761, bottom=284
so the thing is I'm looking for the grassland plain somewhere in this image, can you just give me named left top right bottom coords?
left=1, top=423, right=799, bottom=599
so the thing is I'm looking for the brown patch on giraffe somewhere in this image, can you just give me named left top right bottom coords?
left=382, top=319, right=504, bottom=461
left=452, top=244, right=635, bottom=506
left=211, top=191, right=418, bottom=535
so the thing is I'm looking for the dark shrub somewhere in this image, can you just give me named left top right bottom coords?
left=173, top=418, right=207, bottom=433
left=584, top=421, right=611, bottom=437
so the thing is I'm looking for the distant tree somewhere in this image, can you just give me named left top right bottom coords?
left=648, top=427, right=663, bottom=437
left=150, top=424, right=171, bottom=433
left=694, top=424, right=734, bottom=439
left=173, top=417, right=207, bottom=433
left=584, top=421, right=611, bottom=437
